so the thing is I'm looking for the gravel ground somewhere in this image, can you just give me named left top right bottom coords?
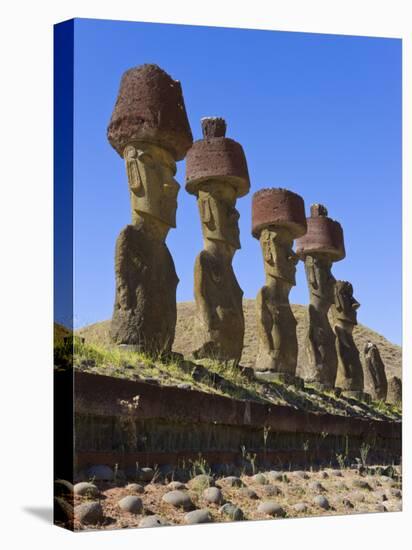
left=69, top=465, right=402, bottom=531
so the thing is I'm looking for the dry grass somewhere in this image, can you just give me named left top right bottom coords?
left=75, top=299, right=402, bottom=379
left=72, top=466, right=402, bottom=531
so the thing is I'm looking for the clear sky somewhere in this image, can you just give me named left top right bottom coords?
left=70, top=18, right=402, bottom=344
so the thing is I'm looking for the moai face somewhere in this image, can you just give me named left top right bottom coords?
left=124, top=142, right=180, bottom=228
left=259, top=228, right=298, bottom=286
left=197, top=182, right=240, bottom=250
left=305, top=255, right=336, bottom=306
left=333, top=281, right=360, bottom=325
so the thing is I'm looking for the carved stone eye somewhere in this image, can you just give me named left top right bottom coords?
left=137, top=151, right=155, bottom=166
left=124, top=145, right=136, bottom=159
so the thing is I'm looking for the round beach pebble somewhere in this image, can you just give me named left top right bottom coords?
left=220, top=503, right=244, bottom=521
left=118, top=495, right=143, bottom=514
left=126, top=483, right=144, bottom=494
left=268, top=471, right=285, bottom=482
left=292, top=502, right=308, bottom=513
left=74, top=501, right=103, bottom=525
left=188, top=474, right=215, bottom=489
left=252, top=473, right=268, bottom=485
left=203, top=487, right=224, bottom=504
left=162, top=490, right=193, bottom=510
left=262, top=485, right=281, bottom=497
left=167, top=481, right=186, bottom=491
left=73, top=482, right=99, bottom=497
left=139, top=515, right=169, bottom=528
left=309, top=481, right=326, bottom=493
left=184, top=509, right=212, bottom=525
left=257, top=501, right=286, bottom=517
left=294, top=471, right=309, bottom=480
left=221, top=476, right=244, bottom=487
left=313, top=495, right=330, bottom=510
left=87, top=464, right=114, bottom=481
left=239, top=487, right=259, bottom=499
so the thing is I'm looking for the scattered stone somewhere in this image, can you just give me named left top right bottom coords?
left=74, top=502, right=103, bottom=525
left=139, top=515, right=169, bottom=528
left=294, top=471, right=309, bottom=480
left=87, top=464, right=114, bottom=482
left=239, top=488, right=259, bottom=499
left=73, top=482, right=99, bottom=497
left=118, top=496, right=143, bottom=514
left=390, top=488, right=402, bottom=499
left=309, top=481, right=326, bottom=493
left=331, top=470, right=343, bottom=477
left=313, top=495, right=330, bottom=510
left=257, top=501, right=286, bottom=517
left=189, top=474, right=215, bottom=490
left=342, top=498, right=354, bottom=509
left=137, top=467, right=154, bottom=482
left=380, top=475, right=395, bottom=486
left=54, top=497, right=73, bottom=523
left=252, top=473, right=268, bottom=485
left=220, top=503, right=244, bottom=521
left=167, top=481, right=186, bottom=491
left=352, top=479, right=372, bottom=490
left=387, top=376, right=402, bottom=406
left=203, top=487, right=224, bottom=504
left=126, top=483, right=144, bottom=494
left=351, top=492, right=365, bottom=503
left=184, top=509, right=213, bottom=525
left=262, top=485, right=281, bottom=497
left=162, top=490, right=193, bottom=510
left=292, top=502, right=308, bottom=513
left=319, top=471, right=329, bottom=479
left=268, top=471, right=285, bottom=482
left=384, top=500, right=402, bottom=512
left=221, top=476, right=244, bottom=487
left=54, top=479, right=74, bottom=496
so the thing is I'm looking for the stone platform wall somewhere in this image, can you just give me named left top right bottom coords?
left=69, top=372, right=401, bottom=470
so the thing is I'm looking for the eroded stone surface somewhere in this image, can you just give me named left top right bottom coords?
left=75, top=502, right=103, bottom=525
left=364, top=342, right=388, bottom=401
left=186, top=119, right=249, bottom=364
left=387, top=376, right=402, bottom=406
left=73, top=482, right=99, bottom=497
left=162, top=490, right=193, bottom=510
left=252, top=189, right=306, bottom=377
left=331, top=281, right=364, bottom=392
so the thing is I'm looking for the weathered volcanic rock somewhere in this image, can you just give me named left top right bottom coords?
left=252, top=188, right=307, bottom=239
left=186, top=118, right=250, bottom=197
left=387, top=376, right=402, bottom=405
left=296, top=209, right=345, bottom=261
left=110, top=225, right=178, bottom=353
left=364, top=343, right=388, bottom=401
left=107, top=64, right=193, bottom=160
left=74, top=502, right=104, bottom=525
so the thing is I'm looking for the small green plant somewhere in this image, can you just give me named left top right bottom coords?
left=359, top=442, right=371, bottom=467
left=189, top=454, right=211, bottom=477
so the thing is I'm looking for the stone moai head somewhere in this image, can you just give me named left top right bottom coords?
left=107, top=64, right=193, bottom=231
left=186, top=117, right=250, bottom=251
left=333, top=280, right=360, bottom=327
left=296, top=204, right=345, bottom=306
left=251, top=188, right=307, bottom=286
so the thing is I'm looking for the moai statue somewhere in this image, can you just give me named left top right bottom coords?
left=387, top=376, right=402, bottom=406
left=296, top=204, right=345, bottom=389
left=107, top=64, right=193, bottom=355
left=363, top=342, right=388, bottom=401
left=251, top=189, right=307, bottom=384
left=331, top=280, right=369, bottom=400
left=185, top=117, right=250, bottom=365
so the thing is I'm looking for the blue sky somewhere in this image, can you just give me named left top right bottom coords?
left=71, top=18, right=401, bottom=344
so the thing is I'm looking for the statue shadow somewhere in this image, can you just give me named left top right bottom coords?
left=23, top=506, right=53, bottom=524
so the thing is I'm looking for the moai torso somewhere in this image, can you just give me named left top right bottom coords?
left=331, top=280, right=364, bottom=392
left=296, top=205, right=345, bottom=388
left=107, top=64, right=192, bottom=355
left=186, top=118, right=250, bottom=365
left=364, top=342, right=388, bottom=401
left=252, top=189, right=306, bottom=381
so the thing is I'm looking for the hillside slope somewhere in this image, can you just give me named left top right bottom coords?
left=76, top=299, right=402, bottom=380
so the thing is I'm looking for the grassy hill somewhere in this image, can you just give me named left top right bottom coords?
left=76, top=299, right=401, bottom=380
